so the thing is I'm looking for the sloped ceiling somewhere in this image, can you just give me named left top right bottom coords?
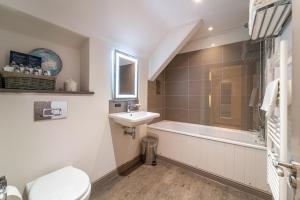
left=149, top=20, right=202, bottom=81
left=0, top=0, right=249, bottom=57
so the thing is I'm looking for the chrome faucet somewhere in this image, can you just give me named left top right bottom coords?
left=127, top=103, right=141, bottom=113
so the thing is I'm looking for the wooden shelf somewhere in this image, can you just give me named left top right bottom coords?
left=0, top=88, right=94, bottom=96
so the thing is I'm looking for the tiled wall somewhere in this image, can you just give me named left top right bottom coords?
left=148, top=72, right=165, bottom=123
left=148, top=41, right=261, bottom=130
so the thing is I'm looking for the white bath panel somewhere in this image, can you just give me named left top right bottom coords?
left=193, top=137, right=204, bottom=170
left=198, top=138, right=208, bottom=171
left=254, top=149, right=268, bottom=191
left=207, top=140, right=216, bottom=174
left=244, top=147, right=256, bottom=187
left=173, top=133, right=184, bottom=162
left=233, top=146, right=246, bottom=183
left=148, top=121, right=268, bottom=192
left=184, top=136, right=198, bottom=167
left=179, top=136, right=188, bottom=164
left=156, top=130, right=169, bottom=156
left=215, top=142, right=226, bottom=176
left=224, top=143, right=235, bottom=179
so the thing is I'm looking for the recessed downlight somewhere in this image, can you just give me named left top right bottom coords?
left=208, top=26, right=214, bottom=31
left=211, top=43, right=216, bottom=47
left=194, top=0, right=202, bottom=3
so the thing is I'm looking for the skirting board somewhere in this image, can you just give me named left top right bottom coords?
left=117, top=155, right=143, bottom=176
left=91, top=155, right=142, bottom=194
left=158, top=155, right=273, bottom=200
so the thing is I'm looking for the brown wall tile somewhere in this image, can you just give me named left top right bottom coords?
left=188, top=110, right=201, bottom=124
left=147, top=41, right=261, bottom=131
left=189, top=96, right=210, bottom=110
left=148, top=94, right=164, bottom=109
left=165, top=81, right=188, bottom=96
left=189, top=47, right=222, bottom=66
left=165, top=109, right=189, bottom=122
left=167, top=53, right=189, bottom=68
left=189, top=109, right=210, bottom=125
left=165, top=67, right=188, bottom=82
left=222, top=42, right=243, bottom=63
left=165, top=96, right=188, bottom=109
left=188, top=51, right=202, bottom=67
left=189, top=81, right=211, bottom=96
left=189, top=66, right=210, bottom=81
left=201, top=47, right=222, bottom=65
left=148, top=81, right=157, bottom=95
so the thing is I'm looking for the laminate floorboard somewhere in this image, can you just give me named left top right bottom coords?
left=91, top=160, right=265, bottom=200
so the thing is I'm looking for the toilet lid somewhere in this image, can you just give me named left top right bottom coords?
left=29, top=166, right=90, bottom=200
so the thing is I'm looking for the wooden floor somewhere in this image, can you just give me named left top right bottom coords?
left=91, top=160, right=265, bottom=200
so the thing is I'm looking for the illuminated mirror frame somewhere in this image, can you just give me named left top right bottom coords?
left=114, top=50, right=138, bottom=99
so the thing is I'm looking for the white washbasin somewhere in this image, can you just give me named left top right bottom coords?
left=109, top=111, right=160, bottom=127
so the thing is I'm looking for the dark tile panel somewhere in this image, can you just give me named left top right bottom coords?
left=167, top=53, right=189, bottom=68
left=189, top=66, right=210, bottom=81
left=165, top=81, right=188, bottom=96
left=189, top=64, right=221, bottom=81
left=189, top=95, right=210, bottom=110
left=148, top=81, right=157, bottom=96
left=148, top=94, right=164, bottom=109
left=165, top=96, right=188, bottom=109
left=165, top=109, right=189, bottom=122
left=189, top=109, right=210, bottom=125
left=188, top=81, right=211, bottom=96
left=222, top=42, right=244, bottom=63
left=188, top=51, right=202, bottom=67
left=222, top=60, right=243, bottom=68
left=165, top=67, right=188, bottom=82
left=147, top=40, right=261, bottom=131
left=189, top=47, right=222, bottom=66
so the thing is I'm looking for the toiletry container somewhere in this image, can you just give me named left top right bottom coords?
left=26, top=166, right=91, bottom=200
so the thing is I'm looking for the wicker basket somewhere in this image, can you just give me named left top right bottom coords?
left=0, top=71, right=56, bottom=90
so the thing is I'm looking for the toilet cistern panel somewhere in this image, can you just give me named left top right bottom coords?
left=34, top=101, right=68, bottom=121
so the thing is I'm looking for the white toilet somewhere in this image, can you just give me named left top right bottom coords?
left=26, top=166, right=91, bottom=200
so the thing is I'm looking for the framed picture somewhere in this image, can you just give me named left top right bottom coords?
left=9, top=51, right=28, bottom=66
left=9, top=51, right=42, bottom=68
left=28, top=55, right=42, bottom=68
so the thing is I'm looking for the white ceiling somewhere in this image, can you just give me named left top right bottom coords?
left=0, top=0, right=250, bottom=57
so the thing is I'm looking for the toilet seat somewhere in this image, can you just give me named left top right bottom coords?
left=27, top=166, right=90, bottom=200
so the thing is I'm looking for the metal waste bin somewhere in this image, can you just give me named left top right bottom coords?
left=141, top=136, right=158, bottom=165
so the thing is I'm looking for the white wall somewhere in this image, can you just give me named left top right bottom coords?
left=148, top=20, right=202, bottom=81
left=0, top=35, right=148, bottom=193
left=0, top=28, right=81, bottom=90
left=181, top=27, right=250, bottom=53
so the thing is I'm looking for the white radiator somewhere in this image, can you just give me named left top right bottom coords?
left=267, top=116, right=280, bottom=200
left=265, top=41, right=289, bottom=200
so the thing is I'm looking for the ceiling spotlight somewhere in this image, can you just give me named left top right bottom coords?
left=211, top=43, right=216, bottom=47
left=208, top=26, right=214, bottom=31
left=194, top=0, right=202, bottom=3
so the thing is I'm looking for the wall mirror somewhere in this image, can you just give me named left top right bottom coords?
left=114, top=50, right=138, bottom=99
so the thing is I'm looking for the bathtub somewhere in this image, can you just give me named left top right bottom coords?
left=148, top=120, right=268, bottom=191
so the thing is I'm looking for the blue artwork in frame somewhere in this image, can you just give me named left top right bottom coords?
left=30, top=48, right=63, bottom=76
